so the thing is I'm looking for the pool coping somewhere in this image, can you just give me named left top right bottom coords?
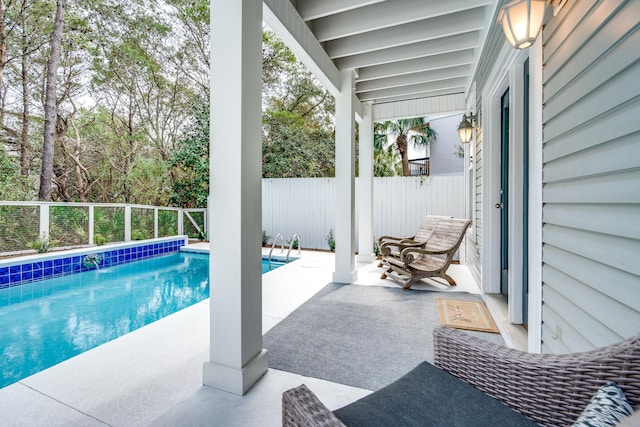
left=0, top=236, right=188, bottom=289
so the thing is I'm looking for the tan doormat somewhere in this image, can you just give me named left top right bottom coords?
left=437, top=299, right=499, bottom=334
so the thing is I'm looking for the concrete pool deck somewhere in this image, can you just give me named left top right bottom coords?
left=0, top=245, right=486, bottom=426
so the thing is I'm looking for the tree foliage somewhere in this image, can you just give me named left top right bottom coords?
left=168, top=98, right=209, bottom=208
left=0, top=7, right=339, bottom=206
left=374, top=118, right=436, bottom=176
left=261, top=28, right=335, bottom=178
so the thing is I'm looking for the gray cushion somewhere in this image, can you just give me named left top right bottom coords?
left=334, top=361, right=539, bottom=427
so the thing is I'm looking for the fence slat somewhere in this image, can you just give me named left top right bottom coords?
left=261, top=176, right=464, bottom=250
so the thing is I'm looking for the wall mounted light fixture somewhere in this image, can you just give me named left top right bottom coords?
left=497, top=0, right=568, bottom=49
left=457, top=114, right=477, bottom=144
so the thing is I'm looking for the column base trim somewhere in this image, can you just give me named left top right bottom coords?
left=356, top=254, right=376, bottom=263
left=333, top=270, right=358, bottom=284
left=203, top=349, right=269, bottom=395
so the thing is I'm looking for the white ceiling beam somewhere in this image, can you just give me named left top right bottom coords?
left=313, top=0, right=490, bottom=42
left=356, top=65, right=471, bottom=93
left=334, top=33, right=479, bottom=70
left=357, top=77, right=468, bottom=101
left=325, top=9, right=486, bottom=59
left=356, top=51, right=475, bottom=82
left=263, top=0, right=341, bottom=96
left=372, top=90, right=466, bottom=107
left=295, top=0, right=385, bottom=21
left=363, top=86, right=468, bottom=104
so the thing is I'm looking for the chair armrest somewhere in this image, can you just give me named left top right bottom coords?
left=380, top=239, right=423, bottom=256
left=433, top=326, right=640, bottom=427
left=400, top=246, right=450, bottom=263
left=282, top=384, right=346, bottom=427
left=377, top=235, right=409, bottom=245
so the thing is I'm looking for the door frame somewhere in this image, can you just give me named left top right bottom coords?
left=480, top=45, right=528, bottom=323
left=500, top=88, right=510, bottom=298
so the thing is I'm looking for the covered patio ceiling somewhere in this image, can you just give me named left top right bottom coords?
left=264, top=0, right=500, bottom=108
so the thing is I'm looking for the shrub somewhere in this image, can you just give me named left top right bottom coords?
left=327, top=229, right=335, bottom=251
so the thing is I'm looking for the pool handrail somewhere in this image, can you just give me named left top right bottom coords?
left=286, top=234, right=301, bottom=262
left=268, top=233, right=286, bottom=267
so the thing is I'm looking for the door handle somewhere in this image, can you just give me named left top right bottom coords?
left=495, top=203, right=503, bottom=209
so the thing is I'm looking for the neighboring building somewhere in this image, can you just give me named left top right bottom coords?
left=405, top=114, right=465, bottom=176
left=425, top=114, right=465, bottom=176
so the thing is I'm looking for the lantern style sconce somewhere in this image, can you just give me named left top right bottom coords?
left=497, top=0, right=567, bottom=49
left=497, top=0, right=545, bottom=49
left=457, top=114, right=477, bottom=144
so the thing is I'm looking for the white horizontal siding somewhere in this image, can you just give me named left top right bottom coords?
left=541, top=0, right=640, bottom=352
left=262, top=176, right=464, bottom=250
left=371, top=93, right=465, bottom=121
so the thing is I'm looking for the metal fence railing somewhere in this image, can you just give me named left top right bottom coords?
left=0, top=202, right=207, bottom=257
left=408, top=157, right=430, bottom=176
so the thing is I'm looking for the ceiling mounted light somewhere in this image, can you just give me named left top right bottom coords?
left=457, top=114, right=476, bottom=144
left=497, top=0, right=546, bottom=49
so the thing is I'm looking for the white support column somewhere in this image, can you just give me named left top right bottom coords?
left=204, top=0, right=267, bottom=395
left=177, top=210, right=184, bottom=236
left=333, top=69, right=358, bottom=284
left=153, top=208, right=158, bottom=239
left=124, top=205, right=131, bottom=242
left=39, top=204, right=50, bottom=241
left=356, top=102, right=375, bottom=263
left=88, top=205, right=94, bottom=245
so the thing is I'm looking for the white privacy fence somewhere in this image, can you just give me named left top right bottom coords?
left=262, top=175, right=465, bottom=251
left=0, top=176, right=464, bottom=255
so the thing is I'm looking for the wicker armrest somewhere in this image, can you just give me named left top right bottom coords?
left=282, top=384, right=346, bottom=427
left=433, top=326, right=640, bottom=427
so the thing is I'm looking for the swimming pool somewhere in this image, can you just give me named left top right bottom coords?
left=0, top=252, right=287, bottom=389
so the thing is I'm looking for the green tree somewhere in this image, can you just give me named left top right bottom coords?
left=373, top=122, right=400, bottom=177
left=262, top=110, right=334, bottom=177
left=261, top=27, right=335, bottom=178
left=375, top=118, right=436, bottom=176
left=168, top=98, right=209, bottom=208
left=39, top=0, right=67, bottom=200
left=0, top=147, right=32, bottom=199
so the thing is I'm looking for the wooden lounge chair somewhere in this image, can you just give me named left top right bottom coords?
left=380, top=217, right=471, bottom=290
left=376, top=215, right=450, bottom=267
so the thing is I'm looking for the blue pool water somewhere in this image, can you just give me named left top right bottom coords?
left=0, top=252, right=286, bottom=389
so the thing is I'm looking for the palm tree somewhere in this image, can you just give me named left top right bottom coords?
left=375, top=118, right=436, bottom=176
left=373, top=122, right=401, bottom=176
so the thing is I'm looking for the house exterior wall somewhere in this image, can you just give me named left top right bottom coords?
left=466, top=0, right=640, bottom=353
left=539, top=0, right=640, bottom=352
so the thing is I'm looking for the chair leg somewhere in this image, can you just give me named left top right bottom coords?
left=444, top=274, right=457, bottom=286
left=402, top=276, right=419, bottom=290
left=380, top=267, right=395, bottom=280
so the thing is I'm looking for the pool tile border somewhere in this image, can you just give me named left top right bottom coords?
left=0, top=236, right=187, bottom=289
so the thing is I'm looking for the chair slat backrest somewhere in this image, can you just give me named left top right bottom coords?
left=413, top=216, right=449, bottom=243
left=423, top=218, right=470, bottom=253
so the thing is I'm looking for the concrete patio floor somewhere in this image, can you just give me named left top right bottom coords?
left=0, top=246, right=498, bottom=426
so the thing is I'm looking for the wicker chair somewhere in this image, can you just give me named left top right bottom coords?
left=380, top=218, right=471, bottom=290
left=282, top=326, right=640, bottom=427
